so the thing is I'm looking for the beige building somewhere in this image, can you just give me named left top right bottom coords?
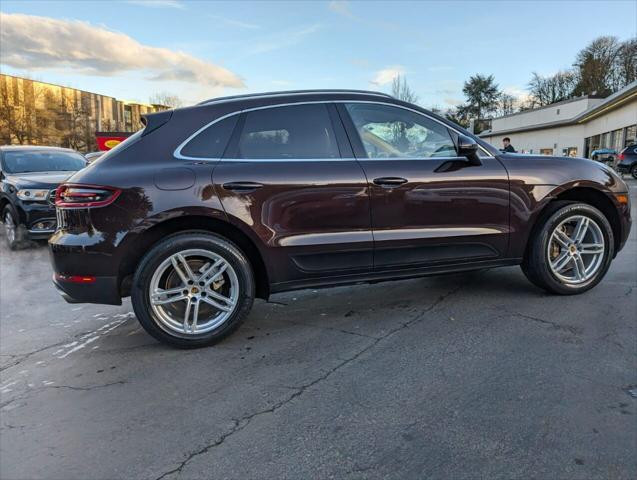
left=0, top=74, right=169, bottom=152
left=480, top=81, right=637, bottom=157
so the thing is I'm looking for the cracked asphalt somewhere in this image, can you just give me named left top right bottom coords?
left=1, top=180, right=636, bottom=480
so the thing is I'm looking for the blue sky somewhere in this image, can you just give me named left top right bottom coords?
left=1, top=0, right=635, bottom=107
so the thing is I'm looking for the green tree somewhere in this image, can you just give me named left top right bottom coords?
left=460, top=74, right=500, bottom=120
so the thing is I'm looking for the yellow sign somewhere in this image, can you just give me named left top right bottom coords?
left=104, top=139, right=121, bottom=149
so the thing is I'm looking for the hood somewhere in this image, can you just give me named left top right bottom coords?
left=5, top=171, right=76, bottom=188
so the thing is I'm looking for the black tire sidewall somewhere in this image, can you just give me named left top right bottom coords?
left=131, top=232, right=255, bottom=348
left=631, top=164, right=637, bottom=180
left=2, top=205, right=20, bottom=250
left=531, top=203, right=614, bottom=295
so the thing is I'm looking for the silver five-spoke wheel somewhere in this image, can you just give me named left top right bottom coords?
left=548, top=215, right=605, bottom=285
left=149, top=249, right=239, bottom=335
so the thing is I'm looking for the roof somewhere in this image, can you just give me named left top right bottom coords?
left=197, top=89, right=393, bottom=106
left=480, top=80, right=637, bottom=137
left=0, top=145, right=76, bottom=152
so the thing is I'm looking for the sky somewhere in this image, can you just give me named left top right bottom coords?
left=1, top=0, right=635, bottom=108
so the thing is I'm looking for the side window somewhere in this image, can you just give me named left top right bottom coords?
left=180, top=115, right=238, bottom=158
left=345, top=103, right=457, bottom=159
left=233, top=104, right=340, bottom=159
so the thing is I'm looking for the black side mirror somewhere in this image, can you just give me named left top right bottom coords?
left=457, top=134, right=481, bottom=165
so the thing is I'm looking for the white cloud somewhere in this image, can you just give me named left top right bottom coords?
left=370, top=66, right=405, bottom=86
left=443, top=97, right=463, bottom=107
left=502, top=85, right=531, bottom=101
left=245, top=24, right=322, bottom=56
left=328, top=1, right=353, bottom=17
left=209, top=15, right=260, bottom=30
left=0, top=12, right=244, bottom=88
left=126, top=0, right=184, bottom=8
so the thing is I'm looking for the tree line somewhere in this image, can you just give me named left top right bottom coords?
left=443, top=35, right=635, bottom=129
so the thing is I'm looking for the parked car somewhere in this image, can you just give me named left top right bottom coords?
left=49, top=90, right=632, bottom=348
left=84, top=151, right=105, bottom=163
left=1, top=146, right=87, bottom=249
left=590, top=148, right=617, bottom=165
left=616, top=144, right=637, bottom=179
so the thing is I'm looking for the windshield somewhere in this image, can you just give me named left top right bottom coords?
left=2, top=150, right=87, bottom=174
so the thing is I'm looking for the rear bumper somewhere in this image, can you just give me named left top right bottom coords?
left=616, top=161, right=636, bottom=174
left=49, top=228, right=123, bottom=305
left=52, top=273, right=122, bottom=305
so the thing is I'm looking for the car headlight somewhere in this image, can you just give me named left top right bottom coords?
left=17, top=189, right=50, bottom=201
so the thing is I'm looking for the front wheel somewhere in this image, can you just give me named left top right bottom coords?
left=631, top=164, right=637, bottom=180
left=131, top=232, right=255, bottom=348
left=2, top=206, right=25, bottom=250
left=521, top=202, right=614, bottom=295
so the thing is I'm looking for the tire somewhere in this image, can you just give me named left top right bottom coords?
left=631, top=164, right=637, bottom=180
left=521, top=202, right=614, bottom=295
left=2, top=205, right=26, bottom=250
left=131, top=231, right=255, bottom=348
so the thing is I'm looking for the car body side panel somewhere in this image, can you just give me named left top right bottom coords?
left=213, top=159, right=373, bottom=284
left=501, top=154, right=631, bottom=258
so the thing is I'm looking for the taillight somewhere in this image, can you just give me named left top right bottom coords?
left=55, top=184, right=121, bottom=208
left=617, top=152, right=624, bottom=161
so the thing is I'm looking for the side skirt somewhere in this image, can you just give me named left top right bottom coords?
left=269, top=258, right=522, bottom=294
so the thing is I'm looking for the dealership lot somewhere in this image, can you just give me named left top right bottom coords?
left=1, top=181, right=635, bottom=480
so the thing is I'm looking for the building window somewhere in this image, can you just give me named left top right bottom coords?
left=540, top=148, right=553, bottom=155
left=625, top=125, right=636, bottom=147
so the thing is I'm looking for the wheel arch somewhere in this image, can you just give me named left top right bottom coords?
left=524, top=186, right=622, bottom=259
left=118, top=215, right=270, bottom=300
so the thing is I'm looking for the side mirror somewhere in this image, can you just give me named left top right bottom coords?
left=457, top=134, right=481, bottom=165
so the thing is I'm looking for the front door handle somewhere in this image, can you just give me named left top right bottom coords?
left=222, top=181, right=263, bottom=192
left=373, top=177, right=408, bottom=187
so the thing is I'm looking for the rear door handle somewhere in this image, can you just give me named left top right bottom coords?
left=222, top=181, right=263, bottom=192
left=373, top=177, right=408, bottom=187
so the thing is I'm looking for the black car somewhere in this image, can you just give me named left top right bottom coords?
left=0, top=146, right=87, bottom=249
left=616, top=144, right=637, bottom=179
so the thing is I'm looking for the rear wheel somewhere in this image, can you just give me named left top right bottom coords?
left=521, top=202, right=614, bottom=295
left=131, top=232, right=255, bottom=348
left=631, top=164, right=637, bottom=180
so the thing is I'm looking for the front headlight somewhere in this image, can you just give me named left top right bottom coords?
left=17, top=189, right=50, bottom=201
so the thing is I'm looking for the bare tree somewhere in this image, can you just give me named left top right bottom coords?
left=496, top=93, right=517, bottom=116
left=528, top=70, right=578, bottom=107
left=391, top=76, right=419, bottom=104
left=149, top=92, right=183, bottom=108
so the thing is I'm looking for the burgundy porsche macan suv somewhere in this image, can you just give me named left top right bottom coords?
left=49, top=90, right=632, bottom=347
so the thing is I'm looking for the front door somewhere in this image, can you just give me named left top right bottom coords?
left=214, top=103, right=373, bottom=287
left=338, top=102, right=510, bottom=270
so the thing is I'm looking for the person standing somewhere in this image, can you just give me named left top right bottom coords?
left=502, top=137, right=516, bottom=153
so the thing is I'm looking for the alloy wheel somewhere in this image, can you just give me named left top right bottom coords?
left=4, top=212, right=16, bottom=245
left=148, top=249, right=240, bottom=335
left=547, top=215, right=605, bottom=285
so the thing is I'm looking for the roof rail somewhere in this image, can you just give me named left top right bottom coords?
left=197, top=89, right=392, bottom=106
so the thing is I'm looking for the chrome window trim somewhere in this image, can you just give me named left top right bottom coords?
left=198, top=90, right=392, bottom=106
left=174, top=100, right=494, bottom=161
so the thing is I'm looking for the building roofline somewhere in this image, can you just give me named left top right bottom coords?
left=489, top=94, right=605, bottom=121
left=0, top=73, right=169, bottom=108
left=197, top=89, right=393, bottom=106
left=480, top=80, right=637, bottom=137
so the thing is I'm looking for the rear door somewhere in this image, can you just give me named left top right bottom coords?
left=213, top=103, right=373, bottom=287
left=338, top=102, right=510, bottom=270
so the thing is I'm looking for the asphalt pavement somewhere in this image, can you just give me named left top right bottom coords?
left=1, top=180, right=636, bottom=480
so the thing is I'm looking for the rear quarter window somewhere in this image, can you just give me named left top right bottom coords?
left=180, top=115, right=239, bottom=158
left=231, top=104, right=340, bottom=160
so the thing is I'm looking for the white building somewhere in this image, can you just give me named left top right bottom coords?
left=480, top=81, right=637, bottom=157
